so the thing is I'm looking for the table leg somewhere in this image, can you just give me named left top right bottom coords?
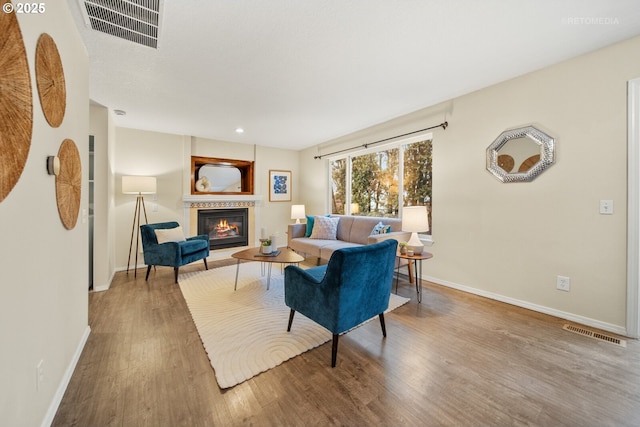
left=234, top=259, right=241, bottom=291
left=267, top=262, right=273, bottom=290
left=414, top=259, right=423, bottom=303
left=394, top=257, right=399, bottom=294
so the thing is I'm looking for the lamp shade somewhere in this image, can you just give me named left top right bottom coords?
left=122, top=176, right=156, bottom=194
left=291, top=204, right=306, bottom=221
left=402, top=206, right=429, bottom=233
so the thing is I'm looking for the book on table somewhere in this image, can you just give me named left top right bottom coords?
left=255, top=250, right=281, bottom=257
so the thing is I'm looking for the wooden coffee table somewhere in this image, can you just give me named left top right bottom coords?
left=231, top=247, right=304, bottom=290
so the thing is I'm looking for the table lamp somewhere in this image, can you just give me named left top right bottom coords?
left=402, top=206, right=429, bottom=255
left=291, top=204, right=306, bottom=224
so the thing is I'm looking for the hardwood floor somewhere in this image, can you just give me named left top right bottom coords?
left=53, top=259, right=640, bottom=427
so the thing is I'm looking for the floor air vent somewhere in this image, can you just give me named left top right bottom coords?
left=563, top=324, right=626, bottom=347
left=78, top=0, right=162, bottom=48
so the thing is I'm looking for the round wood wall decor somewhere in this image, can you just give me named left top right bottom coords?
left=36, top=33, right=66, bottom=128
left=0, top=10, right=33, bottom=202
left=56, top=139, right=82, bottom=230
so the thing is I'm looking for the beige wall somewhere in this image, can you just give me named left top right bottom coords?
left=300, top=35, right=640, bottom=333
left=0, top=4, right=89, bottom=426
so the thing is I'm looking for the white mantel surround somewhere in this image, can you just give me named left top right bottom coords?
left=183, top=194, right=264, bottom=259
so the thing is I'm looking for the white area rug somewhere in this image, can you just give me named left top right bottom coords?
left=179, top=262, right=410, bottom=388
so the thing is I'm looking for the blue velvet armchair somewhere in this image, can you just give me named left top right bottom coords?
left=140, top=222, right=210, bottom=283
left=284, top=239, right=398, bottom=367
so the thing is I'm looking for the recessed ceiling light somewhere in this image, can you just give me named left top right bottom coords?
left=235, top=128, right=244, bottom=134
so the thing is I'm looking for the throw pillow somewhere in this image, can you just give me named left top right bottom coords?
left=309, top=216, right=340, bottom=240
left=155, top=226, right=186, bottom=244
left=305, top=215, right=315, bottom=237
left=371, top=221, right=392, bottom=235
left=305, top=214, right=330, bottom=237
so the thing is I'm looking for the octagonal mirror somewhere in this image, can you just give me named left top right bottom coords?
left=486, top=125, right=555, bottom=183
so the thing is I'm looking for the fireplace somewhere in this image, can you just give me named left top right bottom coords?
left=198, top=208, right=248, bottom=250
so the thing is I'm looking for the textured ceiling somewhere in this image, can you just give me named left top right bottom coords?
left=68, top=0, right=640, bottom=150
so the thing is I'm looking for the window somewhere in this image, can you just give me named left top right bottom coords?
left=329, top=135, right=433, bottom=234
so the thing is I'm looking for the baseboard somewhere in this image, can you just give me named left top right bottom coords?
left=424, top=275, right=628, bottom=337
left=93, top=270, right=115, bottom=292
left=40, top=325, right=91, bottom=427
left=114, top=263, right=147, bottom=273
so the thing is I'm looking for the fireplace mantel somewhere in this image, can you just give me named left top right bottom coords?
left=183, top=194, right=263, bottom=206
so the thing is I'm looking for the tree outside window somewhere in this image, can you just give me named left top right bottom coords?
left=330, top=138, right=432, bottom=232
left=403, top=140, right=432, bottom=233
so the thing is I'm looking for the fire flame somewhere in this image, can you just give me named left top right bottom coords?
left=214, top=219, right=239, bottom=237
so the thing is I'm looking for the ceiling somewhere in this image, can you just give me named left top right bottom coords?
left=67, top=0, right=640, bottom=150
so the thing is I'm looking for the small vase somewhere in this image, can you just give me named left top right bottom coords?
left=400, top=246, right=407, bottom=255
left=261, top=245, right=272, bottom=254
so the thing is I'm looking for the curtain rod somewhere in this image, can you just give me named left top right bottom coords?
left=313, top=121, right=448, bottom=160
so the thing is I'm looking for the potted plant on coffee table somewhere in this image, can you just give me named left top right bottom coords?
left=260, top=239, right=272, bottom=254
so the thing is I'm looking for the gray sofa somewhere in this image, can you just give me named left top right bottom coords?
left=287, top=215, right=411, bottom=264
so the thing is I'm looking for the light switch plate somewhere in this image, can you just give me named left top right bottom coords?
left=600, top=200, right=614, bottom=214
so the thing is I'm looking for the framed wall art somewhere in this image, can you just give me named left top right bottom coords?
left=269, top=170, right=291, bottom=202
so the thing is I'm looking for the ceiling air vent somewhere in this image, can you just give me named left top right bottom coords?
left=78, top=0, right=162, bottom=49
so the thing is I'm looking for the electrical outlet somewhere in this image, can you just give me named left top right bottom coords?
left=557, top=276, right=571, bottom=292
left=36, top=360, right=44, bottom=391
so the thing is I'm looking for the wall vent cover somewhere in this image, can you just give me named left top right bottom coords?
left=78, top=0, right=162, bottom=49
left=563, top=324, right=626, bottom=347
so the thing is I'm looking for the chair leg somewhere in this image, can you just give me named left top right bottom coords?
left=287, top=309, right=295, bottom=332
left=379, top=313, right=387, bottom=337
left=145, top=265, right=152, bottom=281
left=331, top=334, right=339, bottom=368
left=203, top=258, right=209, bottom=270
left=174, top=267, right=179, bottom=283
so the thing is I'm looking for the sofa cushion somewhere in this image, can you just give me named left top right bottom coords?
left=348, top=216, right=391, bottom=245
left=335, top=215, right=354, bottom=242
left=310, top=216, right=340, bottom=240
left=291, top=238, right=336, bottom=257
left=319, top=241, right=361, bottom=261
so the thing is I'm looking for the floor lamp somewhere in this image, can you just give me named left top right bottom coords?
left=123, top=176, right=156, bottom=277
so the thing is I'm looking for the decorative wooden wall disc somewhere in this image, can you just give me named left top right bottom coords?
left=36, top=33, right=66, bottom=128
left=56, top=139, right=82, bottom=230
left=0, top=10, right=33, bottom=202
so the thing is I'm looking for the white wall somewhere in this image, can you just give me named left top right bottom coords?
left=300, top=35, right=640, bottom=334
left=0, top=4, right=89, bottom=426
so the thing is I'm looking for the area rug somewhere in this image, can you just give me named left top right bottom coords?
left=178, top=262, right=410, bottom=388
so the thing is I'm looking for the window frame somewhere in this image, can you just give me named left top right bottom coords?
left=327, top=132, right=433, bottom=244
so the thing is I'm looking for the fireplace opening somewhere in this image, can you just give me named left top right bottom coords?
left=198, top=208, right=248, bottom=250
